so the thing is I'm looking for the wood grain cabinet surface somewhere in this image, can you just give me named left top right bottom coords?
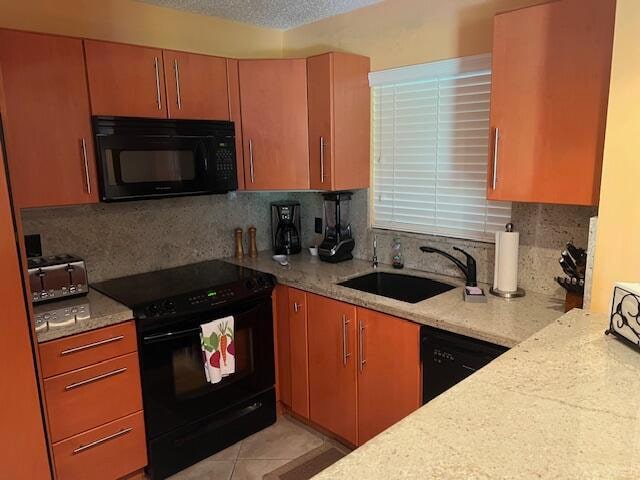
left=84, top=40, right=167, bottom=118
left=307, top=293, right=358, bottom=445
left=488, top=0, right=616, bottom=205
left=163, top=50, right=229, bottom=120
left=307, top=52, right=371, bottom=191
left=356, top=308, right=422, bottom=445
left=238, top=59, right=310, bottom=190
left=0, top=29, right=98, bottom=208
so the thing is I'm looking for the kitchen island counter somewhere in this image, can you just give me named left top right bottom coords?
left=312, top=310, right=637, bottom=479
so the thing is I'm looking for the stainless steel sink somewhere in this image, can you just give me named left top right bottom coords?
left=337, top=271, right=456, bottom=303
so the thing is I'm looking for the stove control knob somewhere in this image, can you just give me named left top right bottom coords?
left=245, top=279, right=256, bottom=290
left=164, top=300, right=176, bottom=311
left=257, top=276, right=266, bottom=288
left=148, top=304, right=160, bottom=316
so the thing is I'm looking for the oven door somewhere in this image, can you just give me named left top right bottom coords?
left=139, top=297, right=275, bottom=440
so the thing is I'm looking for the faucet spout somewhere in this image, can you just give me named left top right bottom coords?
left=420, top=246, right=477, bottom=287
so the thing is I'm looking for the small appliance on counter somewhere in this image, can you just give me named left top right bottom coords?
left=27, top=254, right=88, bottom=304
left=319, top=192, right=355, bottom=263
left=33, top=299, right=91, bottom=333
left=271, top=201, right=301, bottom=255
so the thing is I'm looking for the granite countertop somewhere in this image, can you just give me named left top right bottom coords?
left=312, top=310, right=640, bottom=479
left=35, top=289, right=133, bottom=343
left=225, top=252, right=564, bottom=347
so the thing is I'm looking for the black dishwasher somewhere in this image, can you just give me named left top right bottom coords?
left=421, top=325, right=508, bottom=404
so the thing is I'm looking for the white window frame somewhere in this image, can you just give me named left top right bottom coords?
left=369, top=53, right=511, bottom=243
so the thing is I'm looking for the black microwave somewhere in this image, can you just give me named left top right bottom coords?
left=93, top=116, right=237, bottom=201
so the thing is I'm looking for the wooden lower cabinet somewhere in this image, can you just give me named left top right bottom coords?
left=41, top=322, right=147, bottom=479
left=289, top=288, right=310, bottom=419
left=307, top=293, right=358, bottom=445
left=274, top=287, right=422, bottom=447
left=356, top=308, right=422, bottom=444
left=52, top=411, right=147, bottom=480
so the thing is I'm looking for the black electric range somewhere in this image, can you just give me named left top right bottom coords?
left=93, top=260, right=277, bottom=480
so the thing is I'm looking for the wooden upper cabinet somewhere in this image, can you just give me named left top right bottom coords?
left=238, top=59, right=310, bottom=190
left=488, top=0, right=616, bottom=205
left=356, top=308, right=421, bottom=445
left=0, top=29, right=98, bottom=208
left=307, top=293, right=357, bottom=445
left=307, top=53, right=370, bottom=191
left=163, top=50, right=229, bottom=120
left=84, top=40, right=167, bottom=118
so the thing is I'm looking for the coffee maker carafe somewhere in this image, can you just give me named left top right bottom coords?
left=271, top=201, right=301, bottom=255
left=319, top=192, right=355, bottom=263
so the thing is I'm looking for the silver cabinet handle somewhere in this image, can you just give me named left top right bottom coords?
left=462, top=365, right=477, bottom=372
left=81, top=138, right=91, bottom=194
left=173, top=59, right=182, bottom=110
left=320, top=136, right=326, bottom=184
left=492, top=127, right=499, bottom=190
left=342, top=315, right=351, bottom=366
left=73, top=427, right=133, bottom=454
left=64, top=367, right=127, bottom=391
left=154, top=57, right=162, bottom=110
left=293, top=302, right=301, bottom=313
left=60, top=335, right=125, bottom=356
left=249, top=139, right=255, bottom=183
left=358, top=320, right=366, bottom=373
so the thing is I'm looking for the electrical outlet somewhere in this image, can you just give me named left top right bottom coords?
left=314, top=217, right=323, bottom=234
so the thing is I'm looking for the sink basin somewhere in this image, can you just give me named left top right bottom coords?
left=337, top=271, right=456, bottom=303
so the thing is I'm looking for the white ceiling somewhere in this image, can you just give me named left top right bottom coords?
left=137, top=0, right=383, bottom=30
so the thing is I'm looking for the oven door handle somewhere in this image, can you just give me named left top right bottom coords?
left=142, top=327, right=202, bottom=344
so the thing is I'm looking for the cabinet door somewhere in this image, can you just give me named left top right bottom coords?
left=84, top=40, right=167, bottom=118
left=307, top=293, right=357, bottom=445
left=307, top=53, right=370, bottom=191
left=0, top=116, right=51, bottom=477
left=289, top=288, right=310, bottom=419
left=273, top=285, right=291, bottom=407
left=163, top=50, right=229, bottom=120
left=356, top=308, right=421, bottom=445
left=0, top=30, right=98, bottom=208
left=239, top=59, right=310, bottom=190
left=307, top=54, right=333, bottom=190
left=488, top=0, right=615, bottom=205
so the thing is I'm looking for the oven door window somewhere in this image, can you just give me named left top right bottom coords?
left=140, top=299, right=274, bottom=439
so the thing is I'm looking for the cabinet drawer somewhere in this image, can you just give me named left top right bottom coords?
left=40, top=321, right=137, bottom=378
left=45, top=353, right=142, bottom=442
left=53, top=411, right=147, bottom=480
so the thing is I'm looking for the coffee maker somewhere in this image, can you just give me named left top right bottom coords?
left=271, top=201, right=302, bottom=255
left=319, top=192, right=355, bottom=263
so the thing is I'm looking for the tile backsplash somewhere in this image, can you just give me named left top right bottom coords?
left=294, top=190, right=596, bottom=298
left=21, top=192, right=294, bottom=282
left=22, top=189, right=596, bottom=298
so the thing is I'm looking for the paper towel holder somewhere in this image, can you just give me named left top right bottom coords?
left=490, top=223, right=526, bottom=298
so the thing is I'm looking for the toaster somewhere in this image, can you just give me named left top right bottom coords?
left=27, top=254, right=88, bottom=304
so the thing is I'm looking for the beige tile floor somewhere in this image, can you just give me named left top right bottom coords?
left=168, top=415, right=326, bottom=480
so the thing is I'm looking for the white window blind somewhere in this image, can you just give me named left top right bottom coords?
left=370, top=54, right=511, bottom=243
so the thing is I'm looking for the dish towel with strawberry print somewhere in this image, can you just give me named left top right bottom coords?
left=200, top=316, right=235, bottom=384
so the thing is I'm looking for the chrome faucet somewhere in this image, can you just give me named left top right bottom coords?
left=372, top=235, right=378, bottom=269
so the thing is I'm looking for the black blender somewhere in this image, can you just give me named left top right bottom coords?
left=319, top=192, right=355, bottom=263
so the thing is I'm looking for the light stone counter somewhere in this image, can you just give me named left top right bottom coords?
left=225, top=252, right=564, bottom=348
left=312, top=310, right=638, bottom=479
left=36, top=289, right=133, bottom=343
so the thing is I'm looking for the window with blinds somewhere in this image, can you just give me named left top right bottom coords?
left=370, top=54, right=511, bottom=243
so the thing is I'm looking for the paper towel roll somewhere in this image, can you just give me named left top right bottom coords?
left=494, top=230, right=520, bottom=293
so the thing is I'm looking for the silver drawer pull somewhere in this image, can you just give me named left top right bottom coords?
left=64, top=367, right=127, bottom=391
left=73, top=427, right=133, bottom=454
left=60, top=335, right=125, bottom=356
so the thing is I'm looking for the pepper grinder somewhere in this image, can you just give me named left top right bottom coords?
left=248, top=226, right=258, bottom=258
left=234, top=228, right=244, bottom=259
